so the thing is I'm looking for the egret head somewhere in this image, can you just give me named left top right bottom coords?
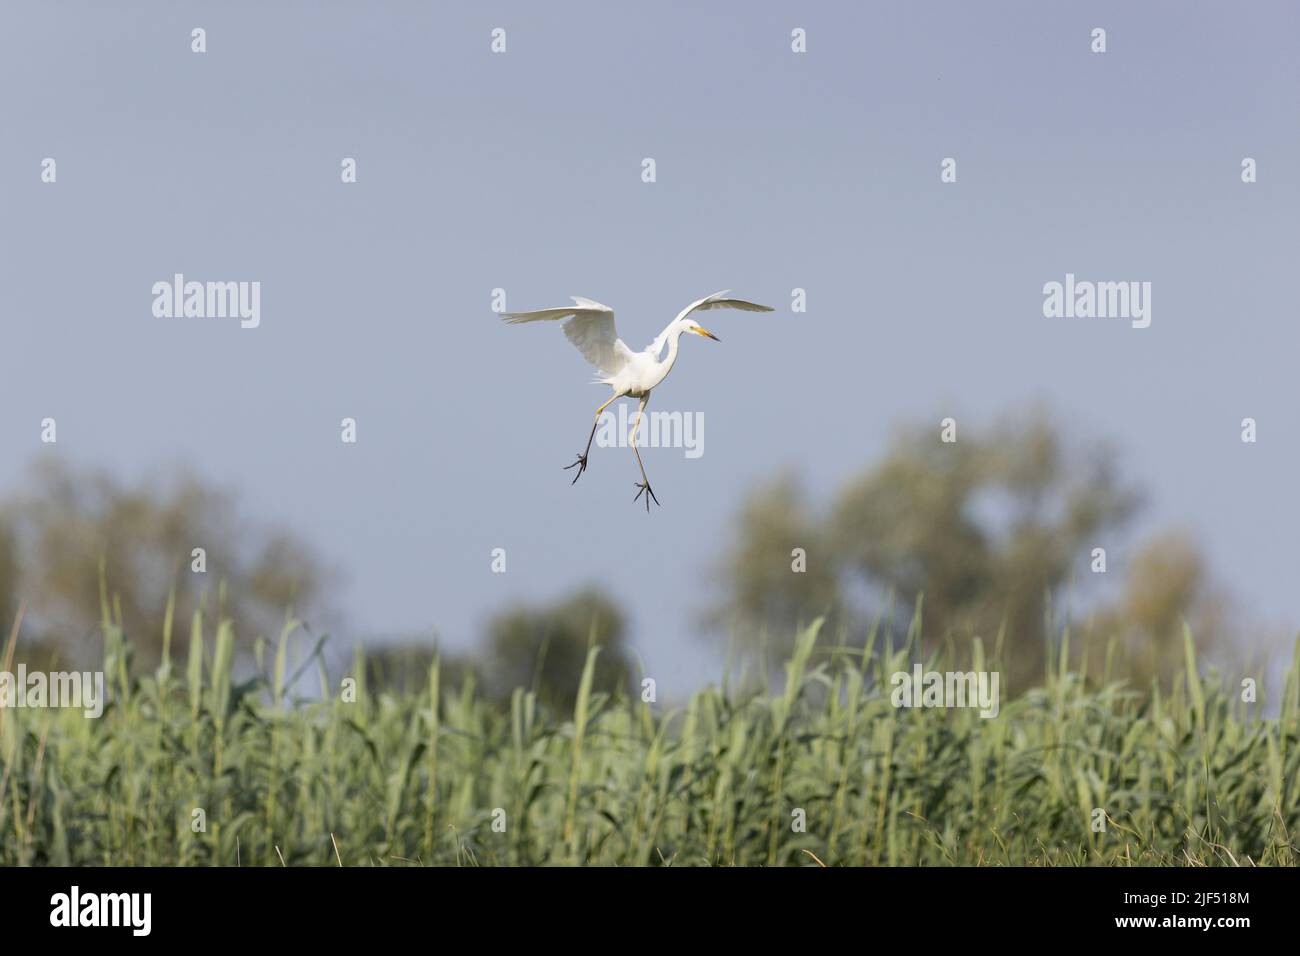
left=685, top=320, right=720, bottom=342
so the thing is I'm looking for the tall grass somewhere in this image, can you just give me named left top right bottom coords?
left=1, top=606, right=1297, bottom=866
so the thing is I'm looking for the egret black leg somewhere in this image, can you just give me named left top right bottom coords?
left=629, top=396, right=659, bottom=511
left=565, top=394, right=618, bottom=483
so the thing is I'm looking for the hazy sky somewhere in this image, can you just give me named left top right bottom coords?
left=3, top=2, right=1298, bottom=690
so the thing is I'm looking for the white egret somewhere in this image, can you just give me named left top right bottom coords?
left=500, top=291, right=774, bottom=510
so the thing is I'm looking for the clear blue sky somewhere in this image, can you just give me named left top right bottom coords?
left=3, top=1, right=1298, bottom=691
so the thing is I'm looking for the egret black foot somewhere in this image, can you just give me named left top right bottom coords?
left=633, top=480, right=660, bottom=511
left=564, top=453, right=588, bottom=484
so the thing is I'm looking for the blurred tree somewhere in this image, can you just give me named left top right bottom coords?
left=482, top=588, right=634, bottom=710
left=707, top=411, right=1238, bottom=688
left=1087, top=531, right=1232, bottom=688
left=362, top=642, right=482, bottom=696
left=0, top=519, right=19, bottom=640
left=0, top=459, right=333, bottom=670
left=703, top=474, right=841, bottom=651
left=830, top=412, right=1138, bottom=686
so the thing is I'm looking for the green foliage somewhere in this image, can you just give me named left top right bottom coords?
left=2, top=611, right=1296, bottom=866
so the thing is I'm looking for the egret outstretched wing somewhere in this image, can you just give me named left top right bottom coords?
left=500, top=297, right=632, bottom=375
left=649, top=290, right=774, bottom=353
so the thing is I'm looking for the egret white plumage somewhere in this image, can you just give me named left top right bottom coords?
left=500, top=291, right=774, bottom=510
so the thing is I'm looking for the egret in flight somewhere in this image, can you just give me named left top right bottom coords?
left=500, top=291, right=774, bottom=510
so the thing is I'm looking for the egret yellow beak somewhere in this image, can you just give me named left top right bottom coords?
left=694, top=326, right=720, bottom=341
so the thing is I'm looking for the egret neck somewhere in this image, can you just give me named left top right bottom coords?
left=650, top=322, right=690, bottom=388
